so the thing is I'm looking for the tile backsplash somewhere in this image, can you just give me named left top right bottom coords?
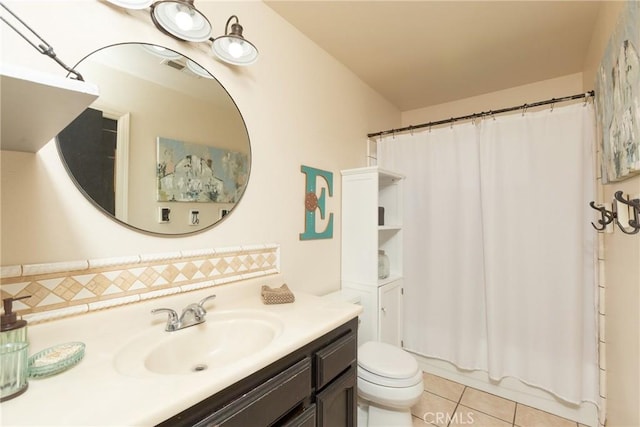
left=0, top=244, right=279, bottom=323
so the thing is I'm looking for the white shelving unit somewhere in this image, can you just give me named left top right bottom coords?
left=341, top=166, right=404, bottom=346
left=1, top=64, right=99, bottom=152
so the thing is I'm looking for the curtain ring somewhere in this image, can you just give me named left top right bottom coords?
left=522, top=104, right=528, bottom=116
left=583, top=92, right=590, bottom=107
left=409, top=125, right=414, bottom=136
left=550, top=98, right=555, bottom=112
left=450, top=118, right=454, bottom=129
left=489, top=110, right=496, bottom=121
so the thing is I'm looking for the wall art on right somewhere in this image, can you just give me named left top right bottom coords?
left=595, top=1, right=639, bottom=183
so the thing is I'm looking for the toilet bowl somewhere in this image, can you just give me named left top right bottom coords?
left=357, top=341, right=424, bottom=427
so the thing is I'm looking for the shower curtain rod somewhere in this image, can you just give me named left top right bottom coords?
left=367, top=90, right=595, bottom=139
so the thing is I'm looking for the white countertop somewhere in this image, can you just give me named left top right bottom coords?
left=1, top=276, right=361, bottom=426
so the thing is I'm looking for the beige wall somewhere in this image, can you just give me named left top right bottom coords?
left=583, top=2, right=640, bottom=427
left=0, top=1, right=400, bottom=296
left=2, top=1, right=637, bottom=423
left=402, top=4, right=640, bottom=425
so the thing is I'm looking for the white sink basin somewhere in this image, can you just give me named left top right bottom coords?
left=114, top=310, right=283, bottom=376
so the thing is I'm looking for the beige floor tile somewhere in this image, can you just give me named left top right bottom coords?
left=450, top=405, right=512, bottom=427
left=515, top=404, right=577, bottom=427
left=412, top=414, right=434, bottom=427
left=422, top=372, right=466, bottom=402
left=460, top=387, right=516, bottom=423
left=412, top=391, right=459, bottom=427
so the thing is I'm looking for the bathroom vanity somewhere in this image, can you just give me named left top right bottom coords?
left=161, top=317, right=358, bottom=427
left=0, top=276, right=361, bottom=426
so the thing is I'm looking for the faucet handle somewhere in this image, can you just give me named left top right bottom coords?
left=198, top=294, right=217, bottom=307
left=151, top=308, right=179, bottom=331
left=198, top=294, right=217, bottom=313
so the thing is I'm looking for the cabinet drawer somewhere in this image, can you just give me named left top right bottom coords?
left=315, top=333, right=357, bottom=390
left=281, top=404, right=316, bottom=427
left=197, top=357, right=312, bottom=427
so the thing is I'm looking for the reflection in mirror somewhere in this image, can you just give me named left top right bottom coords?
left=56, top=43, right=251, bottom=235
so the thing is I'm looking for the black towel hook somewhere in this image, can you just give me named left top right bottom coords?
left=589, top=201, right=615, bottom=231
left=613, top=191, right=640, bottom=234
left=589, top=191, right=640, bottom=235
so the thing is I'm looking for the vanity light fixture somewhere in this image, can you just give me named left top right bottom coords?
left=211, top=15, right=259, bottom=66
left=105, top=0, right=259, bottom=66
left=150, top=0, right=212, bottom=42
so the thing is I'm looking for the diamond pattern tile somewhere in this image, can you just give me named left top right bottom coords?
left=0, top=246, right=280, bottom=317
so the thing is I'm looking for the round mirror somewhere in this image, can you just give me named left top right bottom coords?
left=56, top=43, right=251, bottom=235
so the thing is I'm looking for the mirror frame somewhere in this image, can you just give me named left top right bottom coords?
left=56, top=42, right=252, bottom=236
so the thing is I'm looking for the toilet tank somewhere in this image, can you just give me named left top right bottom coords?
left=323, top=289, right=367, bottom=346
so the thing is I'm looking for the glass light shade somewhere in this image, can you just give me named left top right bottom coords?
left=104, top=0, right=153, bottom=9
left=212, top=36, right=258, bottom=66
left=186, top=59, right=213, bottom=78
left=151, top=1, right=212, bottom=42
left=141, top=44, right=182, bottom=60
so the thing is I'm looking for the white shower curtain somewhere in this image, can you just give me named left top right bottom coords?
left=378, top=103, right=598, bottom=404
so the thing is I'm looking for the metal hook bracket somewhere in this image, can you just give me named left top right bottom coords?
left=589, top=191, right=640, bottom=235
left=613, top=191, right=640, bottom=234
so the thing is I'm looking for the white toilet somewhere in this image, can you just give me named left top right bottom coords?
left=323, top=290, right=424, bottom=427
left=357, top=341, right=424, bottom=427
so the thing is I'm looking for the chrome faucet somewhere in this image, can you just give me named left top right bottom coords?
left=151, top=294, right=217, bottom=332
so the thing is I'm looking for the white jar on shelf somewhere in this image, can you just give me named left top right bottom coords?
left=378, top=250, right=390, bottom=279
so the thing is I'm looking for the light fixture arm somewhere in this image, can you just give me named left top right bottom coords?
left=0, top=2, right=84, bottom=81
left=224, top=15, right=240, bottom=36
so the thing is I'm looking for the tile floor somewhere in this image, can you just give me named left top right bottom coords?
left=411, top=372, right=590, bottom=427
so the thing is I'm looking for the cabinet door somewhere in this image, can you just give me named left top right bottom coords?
left=315, top=366, right=356, bottom=427
left=378, top=280, right=403, bottom=346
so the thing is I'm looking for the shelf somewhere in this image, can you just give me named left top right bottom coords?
left=377, top=275, right=402, bottom=287
left=1, top=64, right=99, bottom=153
left=378, top=225, right=401, bottom=231
left=341, top=166, right=404, bottom=182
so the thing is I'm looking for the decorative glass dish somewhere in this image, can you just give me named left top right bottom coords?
left=28, top=342, right=85, bottom=379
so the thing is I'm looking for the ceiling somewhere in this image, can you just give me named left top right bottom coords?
left=264, top=1, right=604, bottom=111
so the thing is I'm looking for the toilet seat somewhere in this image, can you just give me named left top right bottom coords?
left=358, top=365, right=423, bottom=388
left=357, top=341, right=422, bottom=387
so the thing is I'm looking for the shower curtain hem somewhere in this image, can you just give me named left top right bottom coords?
left=405, top=348, right=600, bottom=409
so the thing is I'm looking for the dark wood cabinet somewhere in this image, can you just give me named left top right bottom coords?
left=316, top=366, right=356, bottom=427
left=158, top=318, right=358, bottom=427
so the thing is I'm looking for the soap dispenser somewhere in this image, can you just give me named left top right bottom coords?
left=1, top=296, right=30, bottom=345
left=0, top=296, right=30, bottom=401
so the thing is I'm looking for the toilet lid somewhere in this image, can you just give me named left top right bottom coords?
left=357, top=341, right=419, bottom=380
left=358, top=365, right=423, bottom=388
